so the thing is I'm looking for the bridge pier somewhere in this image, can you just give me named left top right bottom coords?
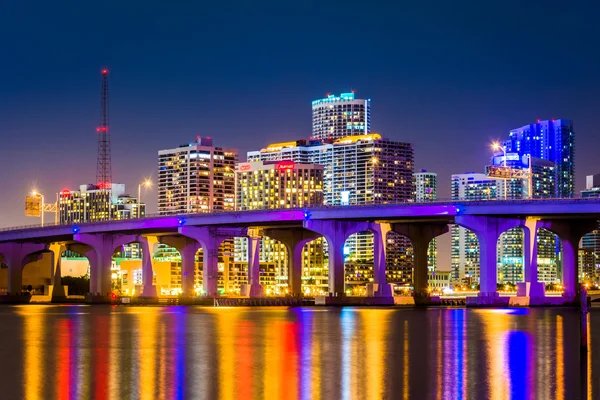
left=180, top=226, right=246, bottom=297
left=265, top=228, right=320, bottom=297
left=304, top=220, right=371, bottom=297
left=392, top=222, right=448, bottom=303
left=139, top=236, right=158, bottom=298
left=0, top=242, right=47, bottom=299
left=161, top=235, right=201, bottom=297
left=516, top=218, right=546, bottom=300
left=247, top=230, right=264, bottom=297
left=538, top=219, right=598, bottom=301
left=73, top=233, right=140, bottom=302
left=48, top=243, right=67, bottom=301
left=372, top=222, right=392, bottom=297
left=457, top=216, right=523, bottom=306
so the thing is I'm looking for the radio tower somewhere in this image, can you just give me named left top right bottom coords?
left=96, top=69, right=112, bottom=219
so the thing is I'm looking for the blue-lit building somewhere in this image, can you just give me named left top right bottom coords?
left=488, top=119, right=574, bottom=284
left=497, top=119, right=574, bottom=198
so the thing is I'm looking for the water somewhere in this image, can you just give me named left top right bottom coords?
left=0, top=305, right=597, bottom=400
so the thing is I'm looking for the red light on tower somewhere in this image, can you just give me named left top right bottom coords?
left=102, top=69, right=108, bottom=75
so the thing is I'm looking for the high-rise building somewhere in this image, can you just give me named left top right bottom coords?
left=413, top=170, right=437, bottom=202
left=236, top=160, right=324, bottom=210
left=312, top=92, right=370, bottom=141
left=581, top=174, right=600, bottom=276
left=451, top=173, right=499, bottom=284
left=234, top=160, right=325, bottom=294
left=489, top=148, right=562, bottom=284
left=156, top=137, right=238, bottom=290
left=158, top=137, right=237, bottom=215
left=248, top=133, right=414, bottom=288
left=413, top=170, right=438, bottom=272
left=59, top=183, right=146, bottom=258
left=502, top=119, right=575, bottom=198
left=59, top=183, right=146, bottom=223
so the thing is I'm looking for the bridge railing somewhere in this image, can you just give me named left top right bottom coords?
left=1, top=196, right=600, bottom=233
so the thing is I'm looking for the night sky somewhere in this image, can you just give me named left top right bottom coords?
left=1, top=1, right=599, bottom=267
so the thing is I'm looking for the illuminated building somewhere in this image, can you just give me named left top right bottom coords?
left=413, top=170, right=438, bottom=272
left=414, top=170, right=437, bottom=202
left=58, top=183, right=145, bottom=223
left=451, top=173, right=499, bottom=284
left=428, top=270, right=451, bottom=290
left=58, top=183, right=146, bottom=258
left=312, top=92, right=370, bottom=140
left=234, top=160, right=325, bottom=293
left=248, top=133, right=414, bottom=288
left=158, top=136, right=237, bottom=215
left=501, top=119, right=575, bottom=198
left=578, top=249, right=596, bottom=285
left=488, top=154, right=559, bottom=284
left=235, top=160, right=324, bottom=210
left=156, top=137, right=238, bottom=288
left=581, top=174, right=600, bottom=275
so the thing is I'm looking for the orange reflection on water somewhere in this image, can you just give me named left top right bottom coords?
left=556, top=315, right=564, bottom=400
left=136, top=309, right=159, bottom=400
left=56, top=319, right=71, bottom=400
left=19, top=306, right=45, bottom=400
left=213, top=307, right=242, bottom=400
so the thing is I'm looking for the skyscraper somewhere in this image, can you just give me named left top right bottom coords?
left=490, top=122, right=570, bottom=284
left=413, top=170, right=437, bottom=202
left=234, top=160, right=325, bottom=294
left=413, top=170, right=438, bottom=272
left=503, top=119, right=575, bottom=197
left=451, top=173, right=499, bottom=284
left=156, top=137, right=238, bottom=290
left=158, top=137, right=237, bottom=215
left=312, top=92, right=371, bottom=141
left=248, top=133, right=414, bottom=288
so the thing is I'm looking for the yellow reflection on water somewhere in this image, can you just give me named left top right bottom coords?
left=356, top=309, right=392, bottom=400
left=19, top=306, right=45, bottom=400
left=477, top=310, right=510, bottom=399
left=213, top=308, right=242, bottom=400
left=137, top=309, right=158, bottom=400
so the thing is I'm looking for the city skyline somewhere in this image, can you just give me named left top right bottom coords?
left=1, top=1, right=599, bottom=230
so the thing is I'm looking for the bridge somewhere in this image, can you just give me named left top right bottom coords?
left=0, top=198, right=599, bottom=305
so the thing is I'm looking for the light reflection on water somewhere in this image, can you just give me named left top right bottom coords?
left=0, top=306, right=596, bottom=399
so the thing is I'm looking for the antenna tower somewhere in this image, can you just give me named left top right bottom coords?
left=96, top=69, right=112, bottom=218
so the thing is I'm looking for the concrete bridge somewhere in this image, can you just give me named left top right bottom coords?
left=0, top=198, right=599, bottom=305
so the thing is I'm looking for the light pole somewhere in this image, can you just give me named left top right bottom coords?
left=137, top=179, right=152, bottom=218
left=365, top=157, right=378, bottom=204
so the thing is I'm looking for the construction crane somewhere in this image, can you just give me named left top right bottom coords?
left=96, top=68, right=112, bottom=219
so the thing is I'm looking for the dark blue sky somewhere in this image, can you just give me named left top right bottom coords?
left=1, top=0, right=599, bottom=229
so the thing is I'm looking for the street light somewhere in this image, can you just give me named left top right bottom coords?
left=365, top=157, right=378, bottom=204
left=491, top=142, right=507, bottom=167
left=28, top=190, right=58, bottom=227
left=138, top=179, right=152, bottom=218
